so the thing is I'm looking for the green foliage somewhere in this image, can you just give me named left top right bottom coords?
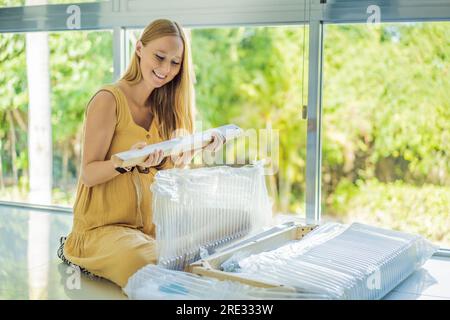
left=50, top=30, right=113, bottom=143
left=0, top=30, right=112, bottom=190
left=0, top=33, right=28, bottom=175
left=323, top=23, right=450, bottom=186
left=192, top=26, right=309, bottom=211
left=321, top=22, right=450, bottom=246
left=0, top=0, right=25, bottom=7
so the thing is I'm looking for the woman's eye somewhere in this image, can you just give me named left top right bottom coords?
left=172, top=61, right=180, bottom=65
left=155, top=54, right=164, bottom=60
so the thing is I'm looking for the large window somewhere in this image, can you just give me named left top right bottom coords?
left=322, top=22, right=450, bottom=248
left=128, top=25, right=309, bottom=215
left=2, top=2, right=448, bottom=243
left=0, top=30, right=113, bottom=206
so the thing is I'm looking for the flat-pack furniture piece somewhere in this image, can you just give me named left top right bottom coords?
left=188, top=223, right=316, bottom=290
left=189, top=222, right=438, bottom=299
left=123, top=263, right=328, bottom=300
left=151, top=161, right=273, bottom=271
left=111, top=124, right=243, bottom=168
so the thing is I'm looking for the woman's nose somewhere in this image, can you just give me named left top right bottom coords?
left=162, top=61, right=171, bottom=74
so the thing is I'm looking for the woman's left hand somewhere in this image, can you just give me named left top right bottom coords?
left=204, top=130, right=226, bottom=153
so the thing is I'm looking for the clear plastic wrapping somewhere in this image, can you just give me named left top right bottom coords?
left=123, top=264, right=329, bottom=300
left=151, top=161, right=272, bottom=270
left=222, top=222, right=438, bottom=299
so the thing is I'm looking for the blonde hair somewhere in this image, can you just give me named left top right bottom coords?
left=121, top=19, right=196, bottom=140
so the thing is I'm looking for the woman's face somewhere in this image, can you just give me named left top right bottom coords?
left=136, top=35, right=184, bottom=89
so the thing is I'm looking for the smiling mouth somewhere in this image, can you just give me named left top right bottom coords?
left=152, top=70, right=166, bottom=80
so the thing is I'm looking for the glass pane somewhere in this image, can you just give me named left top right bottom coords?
left=0, top=29, right=113, bottom=206
left=127, top=25, right=309, bottom=217
left=322, top=22, right=450, bottom=248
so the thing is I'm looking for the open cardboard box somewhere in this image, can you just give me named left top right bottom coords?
left=187, top=223, right=317, bottom=292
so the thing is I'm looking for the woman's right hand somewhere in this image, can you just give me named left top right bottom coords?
left=130, top=142, right=165, bottom=169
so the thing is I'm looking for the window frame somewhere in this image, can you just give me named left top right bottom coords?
left=0, top=1, right=449, bottom=250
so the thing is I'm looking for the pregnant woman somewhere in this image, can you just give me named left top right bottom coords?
left=59, top=19, right=224, bottom=289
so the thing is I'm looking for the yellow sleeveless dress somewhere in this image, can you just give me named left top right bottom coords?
left=63, top=83, right=173, bottom=288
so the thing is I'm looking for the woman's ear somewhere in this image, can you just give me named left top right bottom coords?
left=135, top=40, right=143, bottom=58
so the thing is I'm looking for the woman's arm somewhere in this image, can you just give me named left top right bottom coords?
left=81, top=91, right=120, bottom=187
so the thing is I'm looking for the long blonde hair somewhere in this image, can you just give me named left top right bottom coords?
left=121, top=19, right=196, bottom=140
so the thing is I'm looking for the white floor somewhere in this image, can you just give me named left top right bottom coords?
left=0, top=204, right=448, bottom=300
